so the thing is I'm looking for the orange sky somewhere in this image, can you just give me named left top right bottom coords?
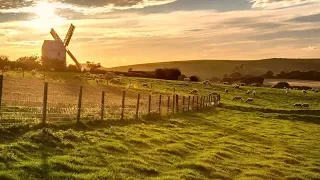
left=0, top=0, right=319, bottom=67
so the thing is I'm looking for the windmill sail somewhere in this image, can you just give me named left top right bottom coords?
left=64, top=24, right=75, bottom=47
left=50, top=28, right=63, bottom=42
left=66, top=48, right=82, bottom=69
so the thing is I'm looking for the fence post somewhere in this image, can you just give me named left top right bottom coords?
left=42, top=82, right=48, bottom=124
left=192, top=96, right=195, bottom=111
left=172, top=94, right=175, bottom=114
left=135, top=94, right=140, bottom=120
left=176, top=95, right=179, bottom=113
left=77, top=86, right=83, bottom=123
left=101, top=91, right=105, bottom=121
left=0, top=75, right=3, bottom=111
left=182, top=96, right=185, bottom=112
left=121, top=91, right=126, bottom=120
left=148, top=94, right=151, bottom=114
left=22, top=70, right=24, bottom=77
left=188, top=96, right=191, bottom=111
left=196, top=96, right=199, bottom=111
left=167, top=96, right=170, bottom=114
left=159, top=94, right=162, bottom=115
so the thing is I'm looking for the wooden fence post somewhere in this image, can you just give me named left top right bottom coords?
left=136, top=94, right=140, bottom=120
left=77, top=86, right=83, bottom=123
left=22, top=70, right=24, bottom=77
left=167, top=96, right=170, bottom=114
left=121, top=91, right=126, bottom=120
left=182, top=96, right=185, bottom=112
left=42, top=82, right=48, bottom=124
left=148, top=95, right=151, bottom=114
left=188, top=96, right=190, bottom=111
left=196, top=96, right=199, bottom=111
left=176, top=95, right=179, bottom=113
left=101, top=91, right=105, bottom=121
left=0, top=75, right=3, bottom=111
left=192, top=96, right=195, bottom=111
left=159, top=94, right=162, bottom=115
left=172, top=94, right=175, bottom=114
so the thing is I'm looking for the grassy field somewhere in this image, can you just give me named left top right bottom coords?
left=0, top=71, right=320, bottom=179
left=0, top=108, right=319, bottom=180
left=105, top=58, right=320, bottom=79
left=265, top=79, right=320, bottom=89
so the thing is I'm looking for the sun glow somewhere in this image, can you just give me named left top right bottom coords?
left=28, top=2, right=67, bottom=29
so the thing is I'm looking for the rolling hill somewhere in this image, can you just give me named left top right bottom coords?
left=105, top=58, right=320, bottom=79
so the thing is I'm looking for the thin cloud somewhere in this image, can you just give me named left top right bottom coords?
left=250, top=0, right=320, bottom=8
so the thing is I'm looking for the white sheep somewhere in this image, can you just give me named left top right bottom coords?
left=18, top=67, right=23, bottom=72
left=240, top=83, right=246, bottom=86
left=119, top=74, right=124, bottom=77
left=233, top=96, right=242, bottom=101
left=233, top=84, right=240, bottom=89
left=246, top=98, right=254, bottom=103
left=50, top=68, right=55, bottom=71
left=110, top=78, right=121, bottom=84
left=190, top=89, right=199, bottom=94
left=315, top=89, right=318, bottom=93
left=141, top=83, right=149, bottom=88
left=223, top=82, right=229, bottom=85
left=252, top=91, right=256, bottom=96
left=294, top=103, right=302, bottom=107
left=246, top=90, right=251, bottom=94
left=302, top=90, right=307, bottom=95
left=3, top=66, right=10, bottom=72
left=31, top=70, right=37, bottom=76
left=184, top=78, right=190, bottom=81
left=302, top=103, right=310, bottom=108
left=225, top=89, right=229, bottom=93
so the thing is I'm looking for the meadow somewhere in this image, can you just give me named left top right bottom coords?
left=0, top=70, right=319, bottom=179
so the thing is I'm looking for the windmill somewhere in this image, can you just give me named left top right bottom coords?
left=42, top=24, right=82, bottom=70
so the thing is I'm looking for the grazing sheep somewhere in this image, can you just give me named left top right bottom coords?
left=246, top=98, right=254, bottom=103
left=119, top=74, right=124, bottom=77
left=240, top=83, right=246, bottom=86
left=184, top=78, right=190, bottom=81
left=246, top=90, right=251, bottom=94
left=190, top=89, right=199, bottom=94
left=31, top=70, right=37, bottom=76
left=223, top=82, right=229, bottom=85
left=50, top=68, right=55, bottom=71
left=294, top=103, right=302, bottom=107
left=302, top=90, right=307, bottom=95
left=203, top=80, right=212, bottom=87
left=18, top=67, right=23, bottom=72
left=141, top=83, right=149, bottom=88
left=110, top=78, right=121, bottom=84
left=315, top=89, right=319, bottom=93
left=252, top=91, right=256, bottom=96
left=3, top=66, right=10, bottom=72
left=225, top=89, right=229, bottom=93
left=233, top=96, right=242, bottom=101
left=302, top=103, right=310, bottom=108
left=233, top=84, right=240, bottom=89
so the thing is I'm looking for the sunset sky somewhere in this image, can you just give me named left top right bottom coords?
left=0, top=0, right=319, bottom=67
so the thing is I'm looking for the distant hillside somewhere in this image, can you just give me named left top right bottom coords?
left=105, top=58, right=320, bottom=79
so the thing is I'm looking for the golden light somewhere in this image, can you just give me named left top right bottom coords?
left=27, top=2, right=67, bottom=29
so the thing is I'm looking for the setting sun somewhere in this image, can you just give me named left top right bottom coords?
left=27, top=2, right=67, bottom=29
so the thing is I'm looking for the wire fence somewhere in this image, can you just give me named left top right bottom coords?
left=0, top=75, right=220, bottom=127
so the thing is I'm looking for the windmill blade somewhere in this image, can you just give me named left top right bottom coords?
left=64, top=24, right=75, bottom=47
left=66, top=48, right=82, bottom=70
left=50, top=28, right=63, bottom=42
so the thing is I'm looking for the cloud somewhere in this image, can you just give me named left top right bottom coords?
left=250, top=0, right=320, bottom=8
left=303, top=45, right=318, bottom=50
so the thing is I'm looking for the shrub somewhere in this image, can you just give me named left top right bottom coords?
left=178, top=74, right=188, bottom=81
left=189, top=76, right=200, bottom=82
left=272, top=82, right=290, bottom=89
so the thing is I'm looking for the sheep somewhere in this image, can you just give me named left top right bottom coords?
left=184, top=78, right=190, bottom=81
left=233, top=96, right=242, bottom=101
left=203, top=80, right=212, bottom=87
left=127, top=83, right=134, bottom=89
left=294, top=103, right=302, bottom=107
left=119, top=74, right=124, bottom=77
left=225, top=89, right=229, bottom=93
left=3, top=66, right=10, bottom=72
left=110, top=78, right=121, bottom=84
left=246, top=90, right=251, bottom=94
left=95, top=79, right=104, bottom=83
left=302, top=90, right=307, bottom=95
left=240, top=83, right=246, bottom=86
left=252, top=91, right=256, bottom=96
left=315, top=89, right=319, bottom=93
left=223, top=82, right=229, bottom=85
left=233, top=84, right=240, bottom=89
left=17, top=67, right=23, bottom=72
left=50, top=68, right=55, bottom=71
left=246, top=98, right=254, bottom=103
left=302, top=103, right=310, bottom=108
left=31, top=69, right=37, bottom=76
left=141, top=83, right=149, bottom=88
left=190, top=89, right=199, bottom=94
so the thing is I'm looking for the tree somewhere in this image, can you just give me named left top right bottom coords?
left=128, top=68, right=133, bottom=72
left=86, top=61, right=101, bottom=71
left=264, top=71, right=274, bottom=78
left=189, top=75, right=200, bottom=82
left=16, top=55, right=41, bottom=70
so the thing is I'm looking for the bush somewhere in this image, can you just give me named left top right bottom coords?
left=155, top=68, right=181, bottom=80
left=272, top=82, right=290, bottom=89
left=189, top=76, right=200, bottom=82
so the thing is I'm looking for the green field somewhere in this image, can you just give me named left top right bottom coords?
left=106, top=58, right=320, bottom=79
left=0, top=71, right=320, bottom=179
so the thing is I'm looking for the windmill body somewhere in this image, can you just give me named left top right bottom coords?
left=42, top=24, right=81, bottom=70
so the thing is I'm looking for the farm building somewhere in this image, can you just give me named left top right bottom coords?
left=42, top=40, right=67, bottom=69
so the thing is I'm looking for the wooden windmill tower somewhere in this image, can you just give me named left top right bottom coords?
left=42, top=24, right=82, bottom=70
